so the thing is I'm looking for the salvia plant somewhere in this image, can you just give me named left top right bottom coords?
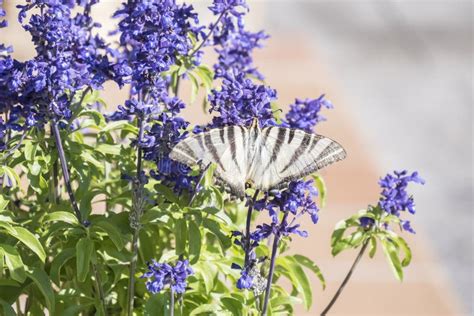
left=0, top=0, right=425, bottom=315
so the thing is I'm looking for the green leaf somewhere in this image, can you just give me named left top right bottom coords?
left=188, top=221, right=201, bottom=264
left=190, top=303, right=219, bottom=315
left=221, top=297, right=242, bottom=315
left=331, top=215, right=361, bottom=247
left=155, top=183, right=180, bottom=204
left=93, top=220, right=124, bottom=250
left=331, top=231, right=365, bottom=256
left=26, top=266, right=55, bottom=313
left=9, top=227, right=46, bottom=263
left=44, top=211, right=79, bottom=225
left=381, top=238, right=403, bottom=281
left=175, top=218, right=187, bottom=255
left=24, top=141, right=38, bottom=161
left=95, top=143, right=121, bottom=156
left=0, top=244, right=26, bottom=283
left=386, top=232, right=412, bottom=267
left=188, top=71, right=200, bottom=104
left=312, top=174, right=326, bottom=207
left=50, top=248, right=75, bottom=285
left=277, top=256, right=313, bottom=310
left=0, top=196, right=9, bottom=210
left=76, top=237, right=94, bottom=282
left=0, top=298, right=16, bottom=316
left=100, top=121, right=138, bottom=135
left=369, top=236, right=377, bottom=258
left=293, top=254, right=325, bottom=289
left=144, top=294, right=166, bottom=315
left=2, top=167, right=20, bottom=188
left=202, top=218, right=231, bottom=251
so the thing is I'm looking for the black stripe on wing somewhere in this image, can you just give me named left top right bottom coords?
left=204, top=132, right=226, bottom=171
left=280, top=132, right=312, bottom=173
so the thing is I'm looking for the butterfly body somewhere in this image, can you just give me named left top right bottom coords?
left=170, top=120, right=346, bottom=197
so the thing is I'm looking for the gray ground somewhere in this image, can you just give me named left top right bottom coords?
left=265, top=1, right=473, bottom=313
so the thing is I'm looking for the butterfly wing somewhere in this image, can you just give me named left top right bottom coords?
left=170, top=125, right=249, bottom=196
left=251, top=126, right=346, bottom=191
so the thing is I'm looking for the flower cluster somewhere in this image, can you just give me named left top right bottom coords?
left=0, top=0, right=112, bottom=134
left=284, top=95, right=333, bottom=132
left=110, top=0, right=204, bottom=192
left=111, top=0, right=201, bottom=106
left=146, top=112, right=196, bottom=193
left=378, top=170, right=425, bottom=233
left=208, top=73, right=276, bottom=128
left=143, top=259, right=194, bottom=294
left=211, top=0, right=267, bottom=80
left=213, top=16, right=268, bottom=80
left=231, top=256, right=267, bottom=295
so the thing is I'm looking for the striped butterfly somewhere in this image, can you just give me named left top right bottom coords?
left=170, top=119, right=346, bottom=197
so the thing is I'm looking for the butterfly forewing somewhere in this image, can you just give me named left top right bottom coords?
left=252, top=127, right=346, bottom=190
left=169, top=126, right=248, bottom=196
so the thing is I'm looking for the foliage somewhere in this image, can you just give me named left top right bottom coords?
left=0, top=0, right=422, bottom=315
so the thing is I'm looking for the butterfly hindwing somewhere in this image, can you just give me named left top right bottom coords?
left=253, top=126, right=346, bottom=190
left=169, top=126, right=248, bottom=196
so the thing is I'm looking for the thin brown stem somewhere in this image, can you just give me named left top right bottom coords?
left=320, top=239, right=370, bottom=315
left=189, top=11, right=226, bottom=57
left=262, top=212, right=289, bottom=316
left=244, top=190, right=260, bottom=267
left=51, top=118, right=83, bottom=224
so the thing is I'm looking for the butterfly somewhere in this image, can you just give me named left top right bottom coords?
left=170, top=119, right=346, bottom=197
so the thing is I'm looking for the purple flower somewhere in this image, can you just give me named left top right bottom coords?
left=359, top=216, right=375, bottom=228
left=236, top=270, right=253, bottom=289
left=209, top=0, right=248, bottom=16
left=208, top=72, right=276, bottom=128
left=0, top=0, right=7, bottom=28
left=144, top=109, right=197, bottom=193
left=284, top=95, right=333, bottom=132
left=378, top=170, right=425, bottom=233
left=142, top=259, right=194, bottom=294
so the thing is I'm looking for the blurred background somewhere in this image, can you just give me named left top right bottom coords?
left=1, top=0, right=472, bottom=315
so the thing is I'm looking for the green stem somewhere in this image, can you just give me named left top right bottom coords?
left=320, top=239, right=370, bottom=315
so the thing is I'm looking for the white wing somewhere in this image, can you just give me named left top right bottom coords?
left=251, top=126, right=346, bottom=191
left=169, top=125, right=248, bottom=196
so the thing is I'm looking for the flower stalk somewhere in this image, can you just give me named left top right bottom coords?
left=244, top=190, right=260, bottom=266
left=50, top=118, right=83, bottom=225
left=50, top=117, right=107, bottom=314
left=189, top=10, right=227, bottom=57
left=320, top=239, right=370, bottom=315
left=127, top=115, right=145, bottom=316
left=261, top=211, right=289, bottom=315
left=170, top=287, right=175, bottom=316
